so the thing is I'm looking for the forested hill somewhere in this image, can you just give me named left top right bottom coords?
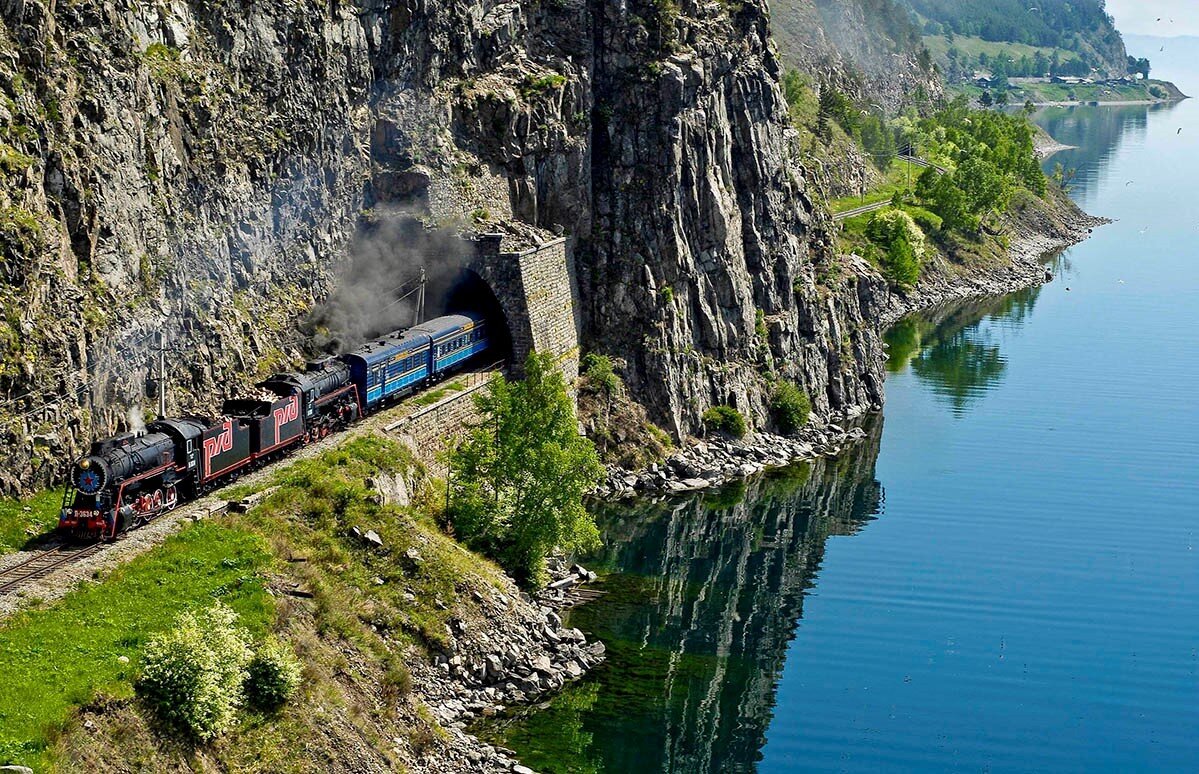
left=900, top=0, right=1130, bottom=77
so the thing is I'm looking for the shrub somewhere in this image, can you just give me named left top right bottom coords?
left=244, top=637, right=303, bottom=710
left=702, top=406, right=747, bottom=438
left=883, top=232, right=921, bottom=289
left=449, top=353, right=603, bottom=587
left=581, top=352, right=620, bottom=396
left=867, top=209, right=926, bottom=289
left=519, top=73, right=568, bottom=98
left=136, top=603, right=252, bottom=740
left=383, top=658, right=414, bottom=700
left=903, top=206, right=942, bottom=234
left=770, top=382, right=811, bottom=434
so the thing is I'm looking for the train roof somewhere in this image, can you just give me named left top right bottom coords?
left=343, top=328, right=432, bottom=367
left=410, top=313, right=486, bottom=341
left=148, top=416, right=212, bottom=440
left=342, top=314, right=487, bottom=367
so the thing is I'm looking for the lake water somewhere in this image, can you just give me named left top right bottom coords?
left=479, top=93, right=1199, bottom=771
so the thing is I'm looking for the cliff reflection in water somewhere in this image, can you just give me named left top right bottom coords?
left=478, top=420, right=885, bottom=773
left=884, top=285, right=1042, bottom=415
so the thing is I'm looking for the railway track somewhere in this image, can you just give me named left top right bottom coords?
left=0, top=365, right=505, bottom=605
left=0, top=543, right=107, bottom=595
left=831, top=154, right=949, bottom=222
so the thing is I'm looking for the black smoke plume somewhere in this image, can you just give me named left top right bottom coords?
left=303, top=214, right=471, bottom=354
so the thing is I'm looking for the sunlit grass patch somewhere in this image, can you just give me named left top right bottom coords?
left=0, top=521, right=271, bottom=769
left=0, top=488, right=64, bottom=555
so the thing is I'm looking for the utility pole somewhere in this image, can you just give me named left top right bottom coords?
left=153, top=331, right=168, bottom=420
left=414, top=266, right=426, bottom=327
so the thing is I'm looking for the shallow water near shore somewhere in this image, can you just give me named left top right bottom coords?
left=478, top=94, right=1199, bottom=771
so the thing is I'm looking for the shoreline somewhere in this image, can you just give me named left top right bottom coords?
left=1033, top=127, right=1077, bottom=159
left=597, top=197, right=1108, bottom=502
left=1030, top=98, right=1184, bottom=107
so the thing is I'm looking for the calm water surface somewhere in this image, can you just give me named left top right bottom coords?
left=481, top=89, right=1199, bottom=772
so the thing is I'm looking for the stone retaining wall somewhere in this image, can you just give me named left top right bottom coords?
left=384, top=379, right=492, bottom=477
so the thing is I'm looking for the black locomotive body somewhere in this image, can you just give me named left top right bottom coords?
left=59, top=315, right=491, bottom=540
left=61, top=431, right=184, bottom=539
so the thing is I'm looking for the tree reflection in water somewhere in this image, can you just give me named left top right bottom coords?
left=475, top=419, right=885, bottom=773
left=885, top=285, right=1041, bottom=416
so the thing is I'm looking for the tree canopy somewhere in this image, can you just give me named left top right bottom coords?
left=448, top=353, right=603, bottom=587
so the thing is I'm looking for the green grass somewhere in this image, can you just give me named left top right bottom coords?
left=0, top=522, right=272, bottom=769
left=237, top=435, right=503, bottom=655
left=950, top=79, right=1178, bottom=105
left=828, top=160, right=922, bottom=214
left=922, top=34, right=1079, bottom=68
left=0, top=488, right=64, bottom=555
left=1016, top=80, right=1174, bottom=103
left=0, top=434, right=509, bottom=770
left=408, top=378, right=468, bottom=408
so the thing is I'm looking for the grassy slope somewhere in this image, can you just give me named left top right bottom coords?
left=923, top=33, right=1080, bottom=67
left=0, top=434, right=513, bottom=772
left=0, top=523, right=273, bottom=767
left=828, top=160, right=922, bottom=213
left=0, top=488, right=64, bottom=554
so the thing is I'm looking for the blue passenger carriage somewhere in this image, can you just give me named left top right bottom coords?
left=413, top=313, right=490, bottom=377
left=343, top=330, right=433, bottom=411
left=342, top=311, right=490, bottom=412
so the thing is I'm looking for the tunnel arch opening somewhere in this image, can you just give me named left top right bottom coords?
left=434, top=268, right=513, bottom=368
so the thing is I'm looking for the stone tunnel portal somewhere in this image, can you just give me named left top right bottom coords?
left=437, top=267, right=513, bottom=369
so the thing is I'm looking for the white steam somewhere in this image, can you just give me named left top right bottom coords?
left=126, top=404, right=147, bottom=436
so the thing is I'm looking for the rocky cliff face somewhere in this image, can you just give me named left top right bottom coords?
left=0, top=0, right=375, bottom=492
left=769, top=0, right=942, bottom=110
left=0, top=0, right=927, bottom=493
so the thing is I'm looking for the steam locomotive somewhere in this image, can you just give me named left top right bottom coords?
left=60, top=313, right=490, bottom=540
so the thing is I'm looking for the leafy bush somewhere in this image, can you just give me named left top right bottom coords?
left=702, top=406, right=747, bottom=438
left=581, top=352, right=620, bottom=396
left=519, top=73, right=568, bottom=98
left=883, top=233, right=922, bottom=289
left=867, top=209, right=926, bottom=289
left=903, top=206, right=943, bottom=233
left=770, top=382, right=812, bottom=434
left=136, top=603, right=252, bottom=740
left=449, top=353, right=603, bottom=587
left=244, top=637, right=303, bottom=710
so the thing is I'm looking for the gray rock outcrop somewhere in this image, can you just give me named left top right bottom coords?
left=0, top=0, right=902, bottom=492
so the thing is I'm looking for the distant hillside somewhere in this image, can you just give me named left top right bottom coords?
left=900, top=0, right=1130, bottom=78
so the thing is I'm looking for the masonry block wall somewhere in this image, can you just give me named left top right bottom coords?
left=471, top=235, right=580, bottom=384
left=390, top=233, right=581, bottom=475
left=386, top=382, right=488, bottom=478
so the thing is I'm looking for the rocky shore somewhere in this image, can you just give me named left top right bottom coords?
left=597, top=414, right=872, bottom=499
left=407, top=559, right=606, bottom=774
